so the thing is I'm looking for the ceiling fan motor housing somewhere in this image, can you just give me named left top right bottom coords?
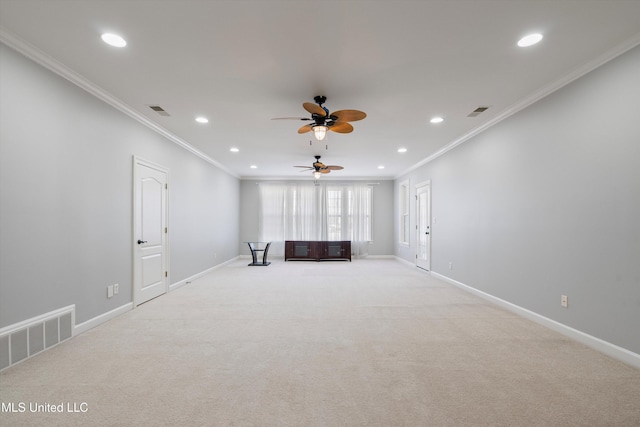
left=313, top=155, right=324, bottom=170
left=293, top=155, right=343, bottom=175
left=282, top=96, right=365, bottom=136
left=314, top=95, right=327, bottom=105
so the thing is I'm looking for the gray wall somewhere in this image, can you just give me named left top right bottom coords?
left=240, top=179, right=395, bottom=257
left=0, top=44, right=240, bottom=327
left=395, top=45, right=640, bottom=354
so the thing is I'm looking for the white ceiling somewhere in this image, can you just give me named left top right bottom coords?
left=2, top=0, right=640, bottom=179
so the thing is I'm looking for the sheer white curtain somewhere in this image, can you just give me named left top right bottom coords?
left=347, top=184, right=371, bottom=257
left=258, top=184, right=286, bottom=256
left=284, top=184, right=324, bottom=240
left=259, top=182, right=372, bottom=258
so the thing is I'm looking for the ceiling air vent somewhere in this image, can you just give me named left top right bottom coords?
left=467, top=106, right=489, bottom=117
left=149, top=105, right=170, bottom=117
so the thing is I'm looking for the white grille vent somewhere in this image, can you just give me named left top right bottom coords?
left=0, top=306, right=74, bottom=371
left=149, top=105, right=171, bottom=116
left=467, top=106, right=490, bottom=117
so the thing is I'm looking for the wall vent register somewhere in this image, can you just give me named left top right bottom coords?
left=0, top=306, right=74, bottom=371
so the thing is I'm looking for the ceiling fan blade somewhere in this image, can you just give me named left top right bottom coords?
left=294, top=166, right=313, bottom=169
left=325, top=165, right=344, bottom=170
left=320, top=169, right=331, bottom=174
left=329, top=122, right=354, bottom=133
left=331, top=109, right=366, bottom=122
left=298, top=124, right=312, bottom=134
left=303, top=102, right=326, bottom=117
left=271, top=117, right=312, bottom=121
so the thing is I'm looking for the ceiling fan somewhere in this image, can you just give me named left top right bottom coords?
left=273, top=96, right=366, bottom=141
left=294, top=155, right=344, bottom=179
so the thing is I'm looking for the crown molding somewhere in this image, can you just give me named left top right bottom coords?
left=0, top=27, right=239, bottom=179
left=396, top=31, right=640, bottom=179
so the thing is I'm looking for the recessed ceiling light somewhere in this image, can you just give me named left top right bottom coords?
left=195, top=117, right=209, bottom=124
left=230, top=147, right=239, bottom=152
left=430, top=116, right=444, bottom=124
left=101, top=33, right=127, bottom=48
left=378, top=165, right=385, bottom=169
left=250, top=165, right=257, bottom=169
left=518, top=33, right=543, bottom=47
left=397, top=148, right=407, bottom=153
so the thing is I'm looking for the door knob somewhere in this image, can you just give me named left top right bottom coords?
left=137, top=240, right=147, bottom=244
left=425, top=232, right=429, bottom=235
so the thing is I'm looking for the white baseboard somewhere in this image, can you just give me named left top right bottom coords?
left=75, top=258, right=241, bottom=337
left=74, top=303, right=133, bottom=336
left=394, top=256, right=416, bottom=268
left=170, top=256, right=241, bottom=291
left=0, top=305, right=75, bottom=336
left=431, top=271, right=640, bottom=369
left=0, top=257, right=247, bottom=371
left=240, top=254, right=288, bottom=261
left=362, top=255, right=396, bottom=259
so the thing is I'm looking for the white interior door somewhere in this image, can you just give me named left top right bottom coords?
left=133, top=157, right=168, bottom=306
left=416, top=182, right=431, bottom=271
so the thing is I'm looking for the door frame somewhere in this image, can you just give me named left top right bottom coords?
left=132, top=156, right=170, bottom=306
left=415, top=180, right=431, bottom=271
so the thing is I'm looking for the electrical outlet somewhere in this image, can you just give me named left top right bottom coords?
left=107, top=285, right=114, bottom=298
left=561, top=295, right=568, bottom=308
left=113, top=283, right=119, bottom=295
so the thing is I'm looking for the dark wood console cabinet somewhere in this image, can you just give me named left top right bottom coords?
left=285, top=241, right=351, bottom=262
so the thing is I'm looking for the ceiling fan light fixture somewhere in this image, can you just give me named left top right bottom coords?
left=312, top=125, right=328, bottom=141
left=313, top=171, right=322, bottom=179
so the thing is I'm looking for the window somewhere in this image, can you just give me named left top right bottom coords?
left=327, top=185, right=372, bottom=242
left=399, top=180, right=410, bottom=245
left=259, top=183, right=372, bottom=244
left=326, top=188, right=343, bottom=240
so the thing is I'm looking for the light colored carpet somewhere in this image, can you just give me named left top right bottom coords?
left=1, top=258, right=639, bottom=426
